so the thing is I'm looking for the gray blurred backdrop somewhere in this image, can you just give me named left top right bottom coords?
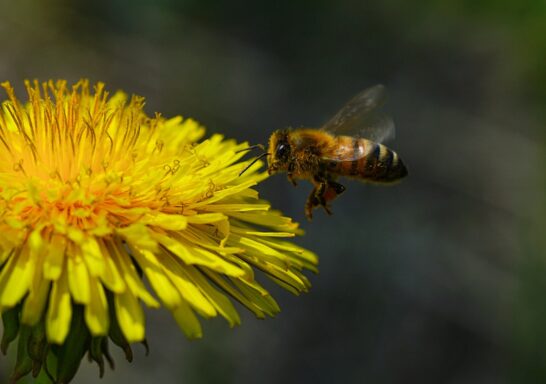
left=0, top=1, right=545, bottom=383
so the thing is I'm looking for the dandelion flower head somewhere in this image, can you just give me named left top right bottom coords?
left=0, top=80, right=317, bottom=382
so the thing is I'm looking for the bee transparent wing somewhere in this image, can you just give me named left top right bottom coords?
left=321, top=84, right=395, bottom=143
left=356, top=110, right=395, bottom=143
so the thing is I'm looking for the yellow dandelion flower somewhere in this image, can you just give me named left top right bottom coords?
left=0, top=79, right=317, bottom=383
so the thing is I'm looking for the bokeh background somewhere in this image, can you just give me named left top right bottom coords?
left=0, top=1, right=545, bottom=383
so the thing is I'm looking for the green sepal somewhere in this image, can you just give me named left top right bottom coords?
left=101, top=338, right=115, bottom=370
left=11, top=325, right=33, bottom=382
left=28, top=321, right=47, bottom=377
left=88, top=337, right=106, bottom=378
left=1, top=305, right=20, bottom=354
left=54, top=306, right=90, bottom=384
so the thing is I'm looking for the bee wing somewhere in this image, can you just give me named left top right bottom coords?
left=320, top=84, right=395, bottom=143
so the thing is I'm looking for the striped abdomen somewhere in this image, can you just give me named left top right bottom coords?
left=324, top=136, right=407, bottom=183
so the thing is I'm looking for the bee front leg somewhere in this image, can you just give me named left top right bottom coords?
left=287, top=163, right=298, bottom=186
left=288, top=174, right=298, bottom=186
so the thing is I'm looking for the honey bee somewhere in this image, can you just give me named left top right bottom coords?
left=241, top=85, right=407, bottom=220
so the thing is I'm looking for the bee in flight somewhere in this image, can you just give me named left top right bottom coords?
left=240, top=84, right=407, bottom=220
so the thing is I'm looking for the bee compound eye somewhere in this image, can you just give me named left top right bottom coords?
left=276, top=144, right=289, bottom=159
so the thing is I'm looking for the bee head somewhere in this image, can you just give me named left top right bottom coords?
left=267, top=129, right=292, bottom=174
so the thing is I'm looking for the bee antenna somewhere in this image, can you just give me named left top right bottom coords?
left=239, top=153, right=268, bottom=176
left=236, top=144, right=265, bottom=153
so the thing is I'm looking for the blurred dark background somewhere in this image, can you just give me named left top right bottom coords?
left=1, top=1, right=545, bottom=383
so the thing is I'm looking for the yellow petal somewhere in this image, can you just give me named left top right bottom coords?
left=185, top=266, right=241, bottom=327
left=43, top=234, right=66, bottom=280
left=67, top=254, right=90, bottom=304
left=116, top=224, right=158, bottom=251
left=203, top=203, right=270, bottom=212
left=46, top=271, right=72, bottom=344
left=172, top=298, right=202, bottom=339
left=257, top=237, right=319, bottom=264
left=88, top=215, right=113, bottom=236
left=255, top=237, right=319, bottom=273
left=97, top=241, right=126, bottom=294
left=21, top=276, right=50, bottom=325
left=230, top=211, right=300, bottom=233
left=231, top=277, right=280, bottom=316
left=129, top=246, right=182, bottom=309
left=154, top=232, right=245, bottom=277
left=28, top=227, right=44, bottom=256
left=158, top=249, right=217, bottom=317
left=108, top=239, right=160, bottom=308
left=175, top=227, right=242, bottom=254
left=238, top=252, right=309, bottom=294
left=188, top=181, right=264, bottom=208
left=216, top=218, right=230, bottom=247
left=84, top=276, right=109, bottom=336
left=67, top=227, right=85, bottom=243
left=229, top=234, right=290, bottom=268
left=233, top=229, right=295, bottom=237
left=185, top=213, right=226, bottom=224
left=142, top=212, right=187, bottom=230
left=203, top=270, right=266, bottom=319
left=81, top=236, right=105, bottom=277
left=115, top=290, right=145, bottom=342
left=0, top=249, right=12, bottom=265
left=0, top=248, right=33, bottom=307
left=267, top=272, right=308, bottom=296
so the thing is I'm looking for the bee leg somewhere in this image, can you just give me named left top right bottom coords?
left=325, top=181, right=346, bottom=198
left=305, top=182, right=331, bottom=220
left=315, top=182, right=333, bottom=216
left=305, top=188, right=321, bottom=220
left=318, top=181, right=346, bottom=216
left=287, top=163, right=298, bottom=186
left=287, top=174, right=298, bottom=186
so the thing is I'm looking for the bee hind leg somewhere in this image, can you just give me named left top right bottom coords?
left=305, top=181, right=345, bottom=220
left=305, top=189, right=321, bottom=220
left=324, top=181, right=346, bottom=199
left=319, top=181, right=345, bottom=215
